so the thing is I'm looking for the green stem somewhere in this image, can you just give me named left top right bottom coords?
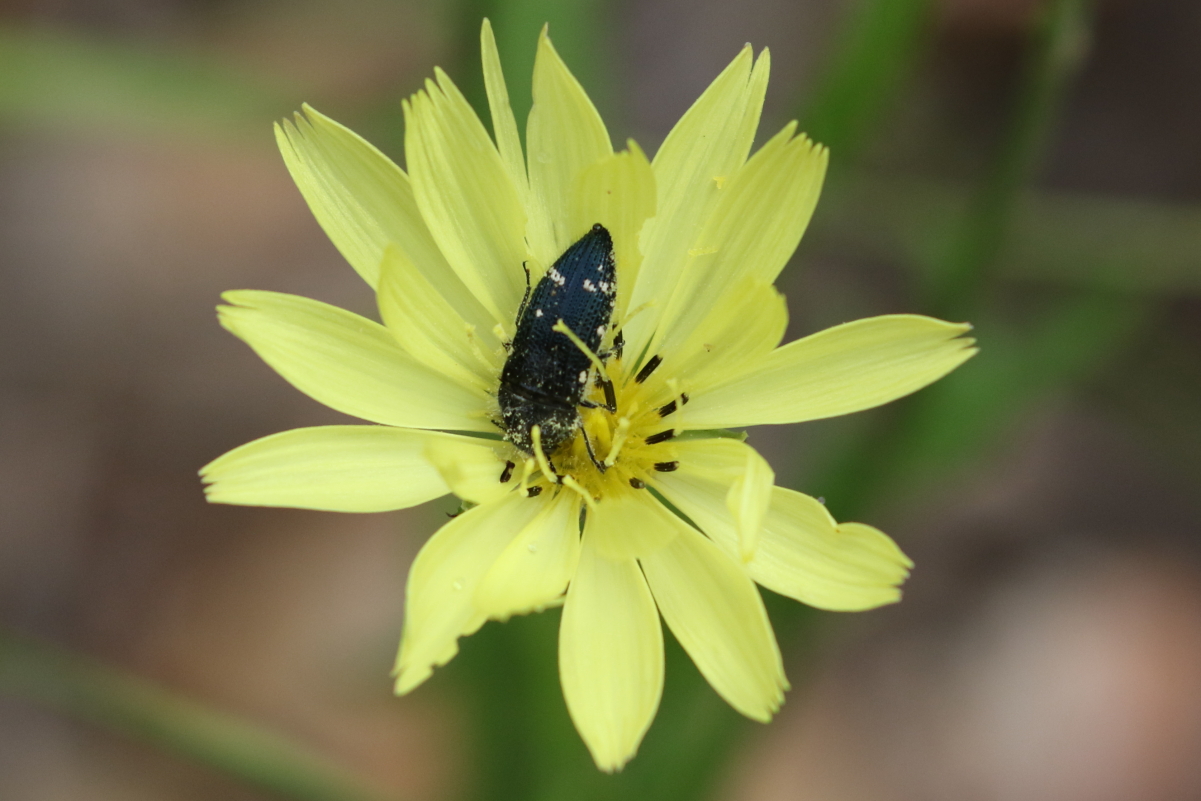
left=813, top=177, right=1201, bottom=296
left=801, top=0, right=937, bottom=159
left=0, top=628, right=399, bottom=801
left=815, top=0, right=1101, bottom=520
left=926, top=0, right=1093, bottom=314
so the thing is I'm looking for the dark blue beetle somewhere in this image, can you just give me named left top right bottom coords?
left=498, top=224, right=617, bottom=470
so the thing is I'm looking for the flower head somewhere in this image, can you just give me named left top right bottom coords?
left=202, top=21, right=976, bottom=771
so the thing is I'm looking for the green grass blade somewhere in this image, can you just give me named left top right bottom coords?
left=0, top=628, right=400, bottom=801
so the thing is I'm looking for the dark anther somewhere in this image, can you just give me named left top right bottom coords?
left=680, top=392, right=690, bottom=405
left=601, top=375, right=617, bottom=411
left=653, top=461, right=679, bottom=472
left=581, top=422, right=607, bottom=473
left=645, top=429, right=676, bottom=445
left=614, top=330, right=625, bottom=360
left=527, top=486, right=543, bottom=498
left=657, top=400, right=677, bottom=418
left=634, top=354, right=662, bottom=384
left=500, top=460, right=515, bottom=483
left=629, top=477, right=646, bottom=489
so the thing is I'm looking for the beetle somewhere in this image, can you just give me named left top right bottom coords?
left=497, top=223, right=617, bottom=474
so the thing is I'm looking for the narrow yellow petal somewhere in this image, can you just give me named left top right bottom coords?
left=480, top=19, right=528, bottom=202
left=640, top=523, right=787, bottom=722
left=525, top=26, right=613, bottom=270
left=588, top=486, right=680, bottom=561
left=394, top=494, right=543, bottom=693
left=726, top=446, right=775, bottom=561
left=276, top=107, right=487, bottom=332
left=755, top=494, right=913, bottom=611
left=683, top=315, right=978, bottom=428
left=659, top=279, right=787, bottom=400
left=423, top=436, right=512, bottom=506
left=377, top=244, right=501, bottom=393
left=219, top=290, right=491, bottom=432
left=625, top=46, right=769, bottom=362
left=475, top=494, right=581, bottom=618
left=200, top=426, right=453, bottom=512
left=560, top=537, right=663, bottom=772
left=654, top=445, right=912, bottom=610
left=572, top=142, right=657, bottom=322
left=405, top=73, right=527, bottom=327
left=652, top=124, right=827, bottom=350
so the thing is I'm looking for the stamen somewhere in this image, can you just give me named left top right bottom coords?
left=580, top=422, right=607, bottom=473
left=561, top=474, right=598, bottom=514
left=657, top=400, right=677, bottom=418
left=499, top=460, right=515, bottom=483
left=552, top=319, right=608, bottom=377
left=654, top=461, right=679, bottom=472
left=645, top=429, right=676, bottom=445
left=518, top=457, right=537, bottom=493
left=635, top=354, right=662, bottom=383
left=629, top=477, right=646, bottom=489
left=681, top=392, right=690, bottom=404
left=604, top=416, right=632, bottom=467
left=601, top=374, right=617, bottom=411
left=530, top=425, right=559, bottom=484
left=527, top=486, right=543, bottom=497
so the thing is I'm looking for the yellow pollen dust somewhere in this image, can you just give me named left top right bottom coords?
left=547, top=361, right=679, bottom=499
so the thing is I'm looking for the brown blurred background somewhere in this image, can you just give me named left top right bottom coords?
left=2, top=0, right=1200, bottom=799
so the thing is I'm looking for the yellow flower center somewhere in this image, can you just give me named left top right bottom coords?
left=528, top=356, right=683, bottom=501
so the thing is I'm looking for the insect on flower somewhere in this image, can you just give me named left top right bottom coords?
left=498, top=223, right=618, bottom=474
left=201, top=19, right=978, bottom=772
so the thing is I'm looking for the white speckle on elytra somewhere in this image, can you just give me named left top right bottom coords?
left=578, top=371, right=588, bottom=383
left=534, top=309, right=543, bottom=317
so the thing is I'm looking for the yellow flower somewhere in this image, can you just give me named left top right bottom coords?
left=201, top=21, right=976, bottom=771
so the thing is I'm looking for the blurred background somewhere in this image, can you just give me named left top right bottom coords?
left=2, top=0, right=1200, bottom=799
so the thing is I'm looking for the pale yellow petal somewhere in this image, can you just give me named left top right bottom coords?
left=625, top=46, right=769, bottom=362
left=423, top=436, right=513, bottom=506
left=480, top=19, right=528, bottom=201
left=640, top=523, right=787, bottom=722
left=682, top=315, right=978, bottom=428
left=652, top=124, right=827, bottom=351
left=751, top=494, right=912, bottom=611
left=200, top=426, right=454, bottom=512
left=654, top=446, right=912, bottom=610
left=571, top=142, right=656, bottom=322
left=658, top=279, right=787, bottom=400
left=394, top=493, right=543, bottom=693
left=560, top=537, right=663, bottom=772
left=377, top=244, right=501, bottom=393
left=588, top=485, right=681, bottom=561
left=475, top=493, right=581, bottom=618
left=726, top=445, right=775, bottom=561
left=219, top=290, right=491, bottom=432
left=275, top=109, right=489, bottom=331
left=525, top=26, right=613, bottom=269
left=405, top=72, right=527, bottom=327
